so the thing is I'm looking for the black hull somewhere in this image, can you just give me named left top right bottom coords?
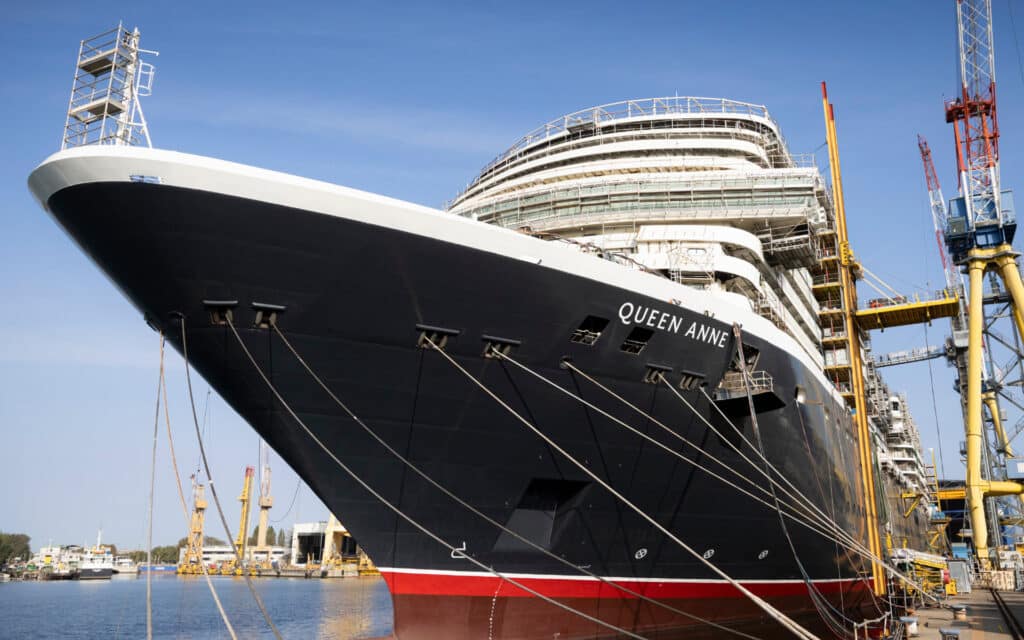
left=40, top=170, right=893, bottom=637
left=78, top=568, right=112, bottom=580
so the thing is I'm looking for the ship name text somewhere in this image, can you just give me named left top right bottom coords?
left=617, top=302, right=728, bottom=348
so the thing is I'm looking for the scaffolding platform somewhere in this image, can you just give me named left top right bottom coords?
left=61, top=23, right=154, bottom=149
left=68, top=97, right=126, bottom=123
left=855, top=290, right=961, bottom=330
left=78, top=48, right=123, bottom=76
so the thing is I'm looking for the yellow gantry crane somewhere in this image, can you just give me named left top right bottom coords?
left=940, top=0, right=1024, bottom=568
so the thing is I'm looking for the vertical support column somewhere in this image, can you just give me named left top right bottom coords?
left=992, top=246, right=1024, bottom=514
left=966, top=253, right=990, bottom=566
left=982, top=392, right=1012, bottom=456
left=994, top=247, right=1024, bottom=345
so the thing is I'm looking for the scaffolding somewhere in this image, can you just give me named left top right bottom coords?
left=62, top=23, right=155, bottom=150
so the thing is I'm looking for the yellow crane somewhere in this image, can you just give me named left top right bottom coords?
left=220, top=466, right=255, bottom=576
left=177, top=476, right=207, bottom=575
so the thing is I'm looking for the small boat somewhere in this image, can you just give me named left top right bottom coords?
left=112, top=557, right=137, bottom=575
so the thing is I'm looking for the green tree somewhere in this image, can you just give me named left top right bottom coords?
left=276, top=529, right=286, bottom=547
left=0, top=532, right=31, bottom=563
left=176, top=535, right=226, bottom=548
left=126, top=550, right=148, bottom=563
left=265, top=526, right=276, bottom=546
left=149, top=545, right=179, bottom=564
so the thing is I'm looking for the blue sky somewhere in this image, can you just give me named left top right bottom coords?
left=3, top=0, right=1024, bottom=551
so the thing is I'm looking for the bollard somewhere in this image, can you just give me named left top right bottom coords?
left=900, top=616, right=920, bottom=637
left=952, top=605, right=967, bottom=622
left=939, top=629, right=960, bottom=640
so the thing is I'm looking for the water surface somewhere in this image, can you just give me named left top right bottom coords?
left=0, top=575, right=393, bottom=639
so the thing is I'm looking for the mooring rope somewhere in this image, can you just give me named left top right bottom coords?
left=424, top=339, right=820, bottom=640
left=498, top=349, right=943, bottom=610
left=501, top=351, right=865, bottom=553
left=554, top=356, right=839, bottom=538
left=730, top=325, right=859, bottom=638
left=155, top=334, right=237, bottom=639
left=566, top=352, right=917, bottom=596
left=268, top=322, right=762, bottom=640
left=221, top=318, right=647, bottom=640
left=695, top=384, right=943, bottom=607
left=686, top=363, right=943, bottom=608
left=178, top=317, right=283, bottom=640
left=496, top=348, right=894, bottom=632
left=145, top=336, right=162, bottom=640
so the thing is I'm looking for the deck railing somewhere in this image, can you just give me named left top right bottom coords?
left=451, top=97, right=797, bottom=201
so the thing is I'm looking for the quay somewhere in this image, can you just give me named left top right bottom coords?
left=915, top=591, right=1024, bottom=640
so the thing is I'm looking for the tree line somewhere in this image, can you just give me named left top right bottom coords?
left=249, top=525, right=287, bottom=548
left=0, top=532, right=31, bottom=563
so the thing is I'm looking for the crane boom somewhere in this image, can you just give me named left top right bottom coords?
left=918, top=135, right=966, bottom=298
left=944, top=0, right=1014, bottom=259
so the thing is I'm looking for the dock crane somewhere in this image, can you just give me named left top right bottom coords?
left=178, top=476, right=207, bottom=575
left=221, top=466, right=255, bottom=576
left=941, top=0, right=1023, bottom=568
left=920, top=135, right=967, bottom=300
left=254, top=442, right=273, bottom=568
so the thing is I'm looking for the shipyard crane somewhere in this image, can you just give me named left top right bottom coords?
left=254, top=441, right=273, bottom=568
left=178, top=476, right=207, bottom=575
left=920, top=135, right=966, bottom=300
left=221, top=466, right=255, bottom=576
left=940, top=0, right=1024, bottom=568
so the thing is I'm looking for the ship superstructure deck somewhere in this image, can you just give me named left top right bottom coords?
left=449, top=97, right=830, bottom=365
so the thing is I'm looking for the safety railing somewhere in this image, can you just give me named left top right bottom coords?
left=859, top=288, right=958, bottom=311
left=451, top=97, right=798, bottom=199
left=484, top=97, right=775, bottom=172
left=716, top=370, right=774, bottom=400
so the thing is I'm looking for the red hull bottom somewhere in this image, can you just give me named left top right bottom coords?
left=382, top=571, right=879, bottom=639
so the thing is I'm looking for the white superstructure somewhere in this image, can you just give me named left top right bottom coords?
left=449, top=96, right=933, bottom=509
left=448, top=97, right=830, bottom=364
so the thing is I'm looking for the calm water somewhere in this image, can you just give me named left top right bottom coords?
left=0, top=575, right=393, bottom=639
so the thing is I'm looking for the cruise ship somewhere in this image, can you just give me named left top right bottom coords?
left=28, top=27, right=934, bottom=639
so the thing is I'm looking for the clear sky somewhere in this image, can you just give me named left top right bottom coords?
left=3, top=0, right=1024, bottom=552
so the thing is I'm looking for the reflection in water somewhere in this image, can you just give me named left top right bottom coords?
left=318, top=576, right=394, bottom=638
left=0, top=574, right=394, bottom=639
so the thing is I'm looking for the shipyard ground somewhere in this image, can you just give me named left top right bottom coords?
left=916, top=590, right=1024, bottom=640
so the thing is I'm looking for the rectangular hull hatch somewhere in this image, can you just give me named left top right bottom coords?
left=713, top=370, right=785, bottom=413
left=492, top=478, right=590, bottom=552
